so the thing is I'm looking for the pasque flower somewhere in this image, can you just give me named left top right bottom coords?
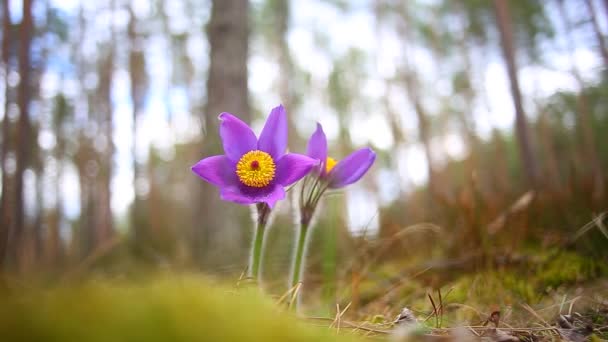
left=306, top=123, right=376, bottom=189
left=289, top=123, right=375, bottom=308
left=297, top=123, right=377, bottom=225
left=192, top=105, right=317, bottom=283
left=191, top=105, right=317, bottom=208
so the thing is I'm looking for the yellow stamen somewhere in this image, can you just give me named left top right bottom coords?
left=325, top=157, right=337, bottom=173
left=236, top=150, right=276, bottom=187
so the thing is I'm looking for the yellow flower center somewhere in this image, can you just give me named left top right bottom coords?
left=236, top=150, right=276, bottom=187
left=325, top=157, right=337, bottom=173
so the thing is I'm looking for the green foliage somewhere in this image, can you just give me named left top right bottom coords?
left=445, top=250, right=608, bottom=309
left=536, top=251, right=608, bottom=289
left=320, top=0, right=350, bottom=12
left=0, top=276, right=362, bottom=342
left=460, top=0, right=553, bottom=61
left=328, top=48, right=367, bottom=115
left=449, top=271, right=537, bottom=307
left=547, top=81, right=608, bottom=166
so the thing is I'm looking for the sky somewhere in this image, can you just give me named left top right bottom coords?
left=6, top=0, right=606, bottom=235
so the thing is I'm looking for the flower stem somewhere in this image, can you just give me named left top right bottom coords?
left=249, top=203, right=271, bottom=283
left=249, top=222, right=266, bottom=281
left=290, top=223, right=309, bottom=297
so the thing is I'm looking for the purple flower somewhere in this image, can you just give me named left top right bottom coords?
left=192, top=105, right=318, bottom=208
left=290, top=123, right=376, bottom=297
left=306, top=123, right=376, bottom=188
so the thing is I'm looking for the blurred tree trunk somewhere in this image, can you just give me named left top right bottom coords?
left=455, top=13, right=479, bottom=149
left=73, top=3, right=115, bottom=256
left=32, top=154, right=43, bottom=263
left=558, top=0, right=605, bottom=203
left=373, top=3, right=405, bottom=147
left=604, top=0, right=608, bottom=28
left=73, top=5, right=93, bottom=258
left=585, top=0, right=608, bottom=68
left=409, top=85, right=436, bottom=192
left=536, top=107, right=562, bottom=192
left=0, top=0, right=13, bottom=268
left=272, top=0, right=299, bottom=147
left=493, top=0, right=540, bottom=188
left=12, top=0, right=34, bottom=268
left=396, top=7, right=437, bottom=196
left=197, top=0, right=249, bottom=266
left=206, top=0, right=249, bottom=119
left=48, top=100, right=67, bottom=267
left=94, top=16, right=115, bottom=249
left=431, top=3, right=478, bottom=148
left=75, top=140, right=97, bottom=257
left=128, top=7, right=147, bottom=244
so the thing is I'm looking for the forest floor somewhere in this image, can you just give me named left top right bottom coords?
left=0, top=270, right=606, bottom=342
left=294, top=264, right=608, bottom=341
left=300, top=280, right=608, bottom=341
left=1, top=210, right=607, bottom=341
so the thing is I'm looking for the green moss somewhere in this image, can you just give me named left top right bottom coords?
left=0, top=275, right=363, bottom=342
left=369, top=314, right=387, bottom=324
left=536, top=251, right=608, bottom=289
left=449, top=271, right=537, bottom=306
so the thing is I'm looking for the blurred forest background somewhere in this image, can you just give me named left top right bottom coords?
left=0, top=0, right=607, bottom=316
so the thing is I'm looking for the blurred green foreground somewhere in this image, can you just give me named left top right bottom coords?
left=0, top=276, right=359, bottom=342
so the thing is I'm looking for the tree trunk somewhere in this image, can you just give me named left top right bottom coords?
left=536, top=107, right=562, bottom=193
left=95, top=39, right=115, bottom=248
left=0, top=0, right=13, bottom=268
left=411, top=93, right=436, bottom=193
left=273, top=0, right=299, bottom=147
left=196, top=0, right=249, bottom=267
left=558, top=0, right=605, bottom=203
left=128, top=7, right=147, bottom=244
left=206, top=0, right=249, bottom=121
left=396, top=7, right=438, bottom=196
left=71, top=5, right=96, bottom=258
left=47, top=95, right=69, bottom=267
left=493, top=0, right=540, bottom=188
left=585, top=0, right=608, bottom=68
left=455, top=10, right=479, bottom=149
left=604, top=0, right=608, bottom=28
left=12, top=0, right=34, bottom=267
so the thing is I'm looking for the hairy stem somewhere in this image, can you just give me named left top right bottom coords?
left=249, top=203, right=270, bottom=282
left=290, top=223, right=309, bottom=307
left=249, top=222, right=265, bottom=281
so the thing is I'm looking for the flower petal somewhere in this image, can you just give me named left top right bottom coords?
left=328, top=148, right=376, bottom=188
left=191, top=155, right=236, bottom=187
left=220, top=184, right=286, bottom=208
left=257, top=105, right=287, bottom=159
left=218, top=112, right=257, bottom=162
left=274, top=153, right=318, bottom=186
left=261, top=185, right=286, bottom=208
left=219, top=186, right=256, bottom=206
left=306, top=123, right=327, bottom=175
